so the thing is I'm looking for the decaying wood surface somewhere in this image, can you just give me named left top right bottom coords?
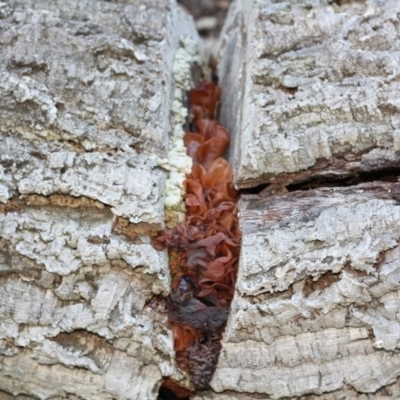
left=209, top=1, right=400, bottom=397
left=0, top=0, right=197, bottom=156
left=2, top=0, right=400, bottom=399
left=194, top=381, right=400, bottom=400
left=0, top=204, right=173, bottom=399
left=0, top=0, right=200, bottom=399
left=0, top=136, right=166, bottom=226
left=208, top=182, right=400, bottom=398
left=217, top=0, right=400, bottom=189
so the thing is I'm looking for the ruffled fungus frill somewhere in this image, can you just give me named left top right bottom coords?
left=155, top=81, right=240, bottom=390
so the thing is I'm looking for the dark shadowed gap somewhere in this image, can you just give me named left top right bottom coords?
left=237, top=168, right=400, bottom=196
left=287, top=168, right=400, bottom=192
left=177, top=0, right=232, bottom=38
left=157, top=386, right=189, bottom=400
left=329, top=0, right=366, bottom=6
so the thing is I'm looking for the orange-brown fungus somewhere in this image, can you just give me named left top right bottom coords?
left=155, top=81, right=240, bottom=390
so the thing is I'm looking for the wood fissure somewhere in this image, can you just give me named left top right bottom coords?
left=2, top=0, right=400, bottom=398
left=156, top=78, right=240, bottom=395
left=0, top=195, right=164, bottom=242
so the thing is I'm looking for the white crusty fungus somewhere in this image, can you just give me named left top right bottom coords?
left=165, top=37, right=200, bottom=226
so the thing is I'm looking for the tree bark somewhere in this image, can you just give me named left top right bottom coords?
left=217, top=0, right=400, bottom=189
left=206, top=0, right=400, bottom=398
left=0, top=1, right=199, bottom=399
left=209, top=182, right=400, bottom=398
left=2, top=0, right=400, bottom=399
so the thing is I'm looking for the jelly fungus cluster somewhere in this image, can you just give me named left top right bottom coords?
left=155, top=81, right=240, bottom=390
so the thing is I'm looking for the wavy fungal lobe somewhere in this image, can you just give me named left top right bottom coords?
left=156, top=81, right=240, bottom=390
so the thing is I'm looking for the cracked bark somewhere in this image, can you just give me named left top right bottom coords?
left=204, top=0, right=400, bottom=399
left=208, top=183, right=400, bottom=398
left=217, top=0, right=400, bottom=190
left=2, top=0, right=400, bottom=399
left=0, top=0, right=199, bottom=399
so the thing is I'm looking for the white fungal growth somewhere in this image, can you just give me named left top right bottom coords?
left=165, top=36, right=200, bottom=226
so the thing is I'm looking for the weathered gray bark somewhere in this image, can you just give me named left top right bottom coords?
left=206, top=0, right=400, bottom=398
left=3, top=0, right=400, bottom=399
left=210, top=183, right=400, bottom=398
left=194, top=380, right=400, bottom=400
left=217, top=0, right=400, bottom=189
left=0, top=0, right=199, bottom=399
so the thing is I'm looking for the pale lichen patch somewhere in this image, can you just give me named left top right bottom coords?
left=165, top=36, right=201, bottom=227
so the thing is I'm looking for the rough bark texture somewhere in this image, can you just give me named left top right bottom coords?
left=0, top=0, right=196, bottom=156
left=3, top=0, right=400, bottom=399
left=207, top=2, right=400, bottom=398
left=0, top=0, right=200, bottom=399
left=208, top=182, right=400, bottom=398
left=194, top=379, right=400, bottom=400
left=217, top=0, right=400, bottom=189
